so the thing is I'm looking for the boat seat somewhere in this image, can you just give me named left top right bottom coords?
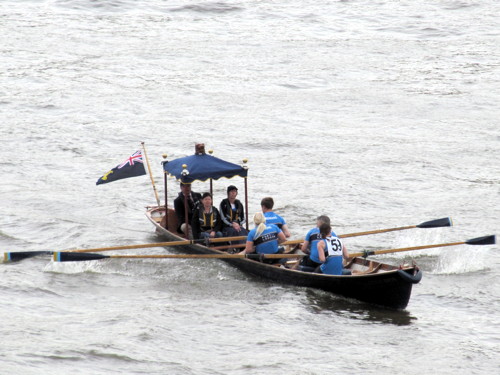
left=343, top=258, right=355, bottom=269
left=365, top=263, right=382, bottom=274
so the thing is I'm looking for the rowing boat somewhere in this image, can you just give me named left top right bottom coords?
left=143, top=144, right=422, bottom=309
left=146, top=205, right=422, bottom=309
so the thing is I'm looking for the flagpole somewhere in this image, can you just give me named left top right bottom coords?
left=141, top=142, right=160, bottom=206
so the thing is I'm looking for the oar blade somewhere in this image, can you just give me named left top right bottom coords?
left=465, top=235, right=496, bottom=246
left=416, top=217, right=453, bottom=228
left=3, top=251, right=53, bottom=263
left=54, top=252, right=109, bottom=262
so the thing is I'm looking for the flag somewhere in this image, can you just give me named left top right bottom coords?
left=96, top=150, right=147, bottom=185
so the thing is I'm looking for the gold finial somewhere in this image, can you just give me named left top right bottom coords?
left=208, top=149, right=213, bottom=155
left=181, top=164, right=189, bottom=176
left=242, top=158, right=249, bottom=170
left=161, top=154, right=168, bottom=166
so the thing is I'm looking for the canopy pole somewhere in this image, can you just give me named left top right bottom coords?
left=208, top=149, right=214, bottom=197
left=141, top=142, right=160, bottom=206
left=242, top=158, right=249, bottom=231
left=182, top=164, right=190, bottom=239
left=161, top=154, right=169, bottom=229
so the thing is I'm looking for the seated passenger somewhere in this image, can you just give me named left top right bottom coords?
left=241, top=212, right=287, bottom=263
left=315, top=223, right=351, bottom=275
left=260, top=197, right=291, bottom=237
left=219, top=185, right=248, bottom=242
left=191, top=192, right=223, bottom=240
left=173, top=183, right=202, bottom=237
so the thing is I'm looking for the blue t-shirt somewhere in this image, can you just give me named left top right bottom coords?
left=319, top=236, right=344, bottom=275
left=305, top=227, right=338, bottom=263
left=247, top=224, right=282, bottom=254
left=263, top=211, right=286, bottom=228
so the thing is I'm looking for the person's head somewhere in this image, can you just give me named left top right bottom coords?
left=260, top=197, right=274, bottom=211
left=227, top=185, right=238, bottom=198
left=253, top=212, right=266, bottom=226
left=180, top=183, right=191, bottom=195
left=316, top=215, right=331, bottom=227
left=253, top=212, right=267, bottom=239
left=201, top=192, right=212, bottom=206
left=319, top=222, right=331, bottom=238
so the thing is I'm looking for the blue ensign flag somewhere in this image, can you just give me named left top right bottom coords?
left=96, top=150, right=146, bottom=185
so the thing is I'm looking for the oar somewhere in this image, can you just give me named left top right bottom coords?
left=3, top=251, right=53, bottom=263
left=2, top=238, right=213, bottom=262
left=340, top=217, right=452, bottom=238
left=349, top=235, right=496, bottom=258
left=52, top=235, right=495, bottom=263
left=53, top=252, right=305, bottom=262
left=1, top=217, right=452, bottom=263
left=207, top=217, right=453, bottom=242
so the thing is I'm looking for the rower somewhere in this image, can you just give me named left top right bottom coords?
left=260, top=197, right=291, bottom=237
left=240, top=212, right=287, bottom=264
left=315, top=223, right=351, bottom=275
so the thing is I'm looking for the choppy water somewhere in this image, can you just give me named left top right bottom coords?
left=1, top=1, right=499, bottom=374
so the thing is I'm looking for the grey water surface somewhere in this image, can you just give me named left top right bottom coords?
left=1, top=1, right=499, bottom=374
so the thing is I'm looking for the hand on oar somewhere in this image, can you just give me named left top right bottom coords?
left=52, top=235, right=495, bottom=263
left=1, top=217, right=453, bottom=263
left=349, top=235, right=496, bottom=258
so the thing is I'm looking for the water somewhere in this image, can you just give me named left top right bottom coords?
left=1, top=1, right=499, bottom=374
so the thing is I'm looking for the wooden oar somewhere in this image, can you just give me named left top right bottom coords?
left=2, top=238, right=209, bottom=262
left=349, top=235, right=496, bottom=258
left=53, top=252, right=304, bottom=262
left=208, top=217, right=453, bottom=242
left=340, top=217, right=452, bottom=238
left=1, top=217, right=452, bottom=263
left=52, top=235, right=495, bottom=263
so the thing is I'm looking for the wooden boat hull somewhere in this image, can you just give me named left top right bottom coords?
left=146, top=207, right=421, bottom=309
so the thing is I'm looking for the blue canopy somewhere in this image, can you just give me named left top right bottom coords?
left=164, top=153, right=248, bottom=183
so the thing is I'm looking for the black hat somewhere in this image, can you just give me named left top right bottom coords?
left=227, top=185, right=238, bottom=193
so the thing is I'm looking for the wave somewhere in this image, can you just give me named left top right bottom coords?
left=52, top=0, right=243, bottom=14
left=170, top=2, right=243, bottom=14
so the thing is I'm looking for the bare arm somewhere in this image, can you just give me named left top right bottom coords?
left=277, top=231, right=287, bottom=244
left=240, top=240, right=254, bottom=254
left=300, top=240, right=310, bottom=253
left=317, top=241, right=326, bottom=263
left=281, top=224, right=291, bottom=238
left=342, top=244, right=350, bottom=260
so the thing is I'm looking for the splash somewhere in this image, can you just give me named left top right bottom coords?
left=433, top=247, right=489, bottom=274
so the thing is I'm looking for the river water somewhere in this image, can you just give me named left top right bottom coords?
left=1, top=1, right=499, bottom=374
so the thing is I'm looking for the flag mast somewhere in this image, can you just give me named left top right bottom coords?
left=141, top=142, right=160, bottom=206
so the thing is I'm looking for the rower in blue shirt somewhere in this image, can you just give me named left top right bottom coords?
left=260, top=197, right=291, bottom=238
left=315, top=222, right=351, bottom=275
left=241, top=212, right=287, bottom=263
left=295, top=215, right=337, bottom=271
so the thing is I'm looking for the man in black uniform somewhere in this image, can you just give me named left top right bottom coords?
left=173, top=183, right=202, bottom=237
